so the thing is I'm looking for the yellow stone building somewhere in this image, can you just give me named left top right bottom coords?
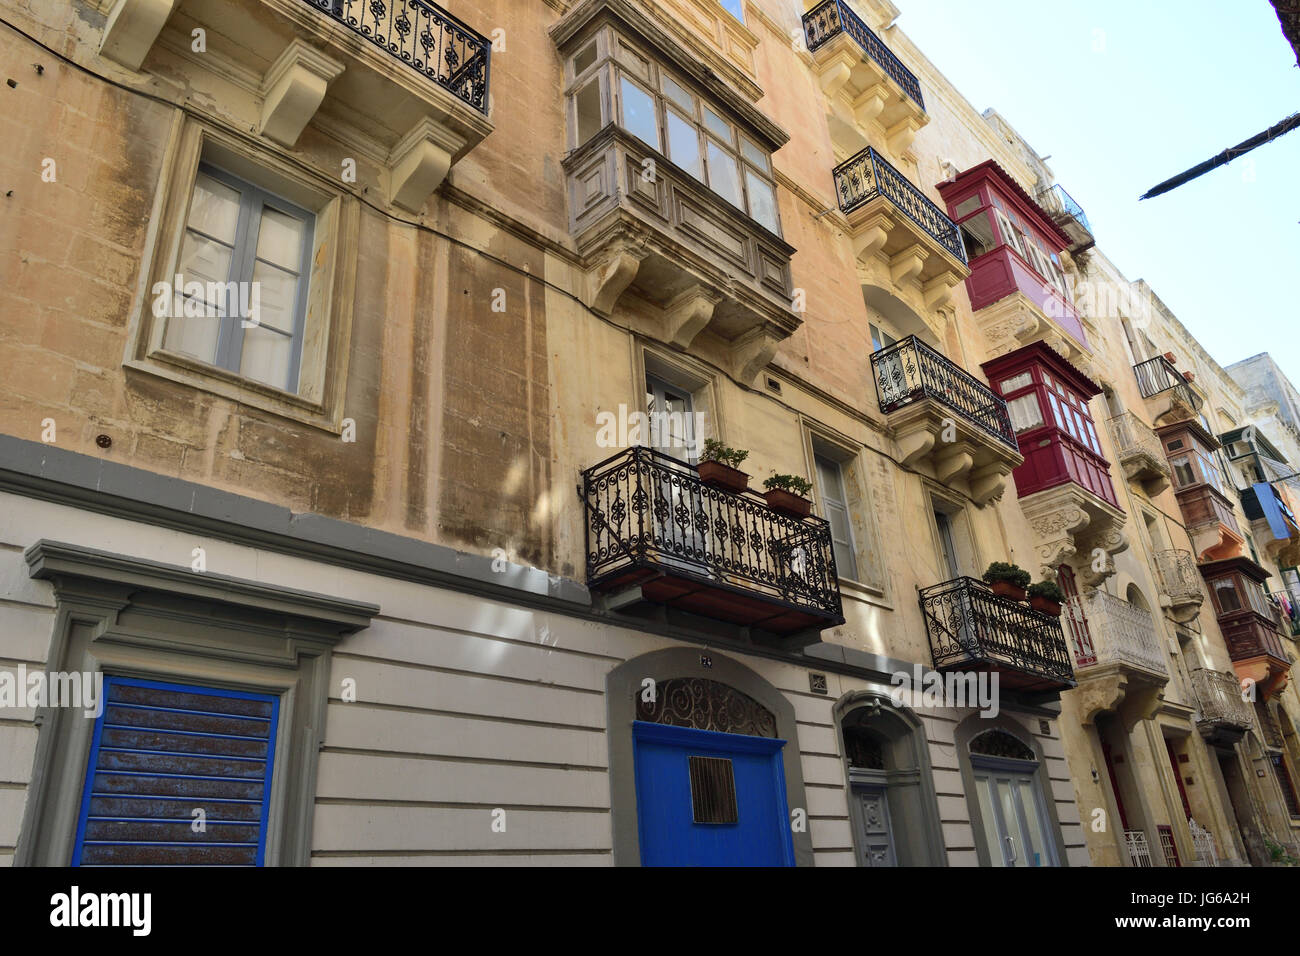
left=0, top=0, right=1296, bottom=866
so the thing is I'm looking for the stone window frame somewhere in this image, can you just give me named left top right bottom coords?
left=800, top=422, right=890, bottom=601
left=562, top=22, right=782, bottom=235
left=605, top=647, right=813, bottom=866
left=124, top=117, right=360, bottom=434
left=13, top=541, right=377, bottom=866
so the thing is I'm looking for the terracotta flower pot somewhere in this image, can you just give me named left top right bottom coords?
left=1164, top=351, right=1177, bottom=363
left=1030, top=595, right=1063, bottom=616
left=763, top=489, right=812, bottom=519
left=697, top=460, right=749, bottom=493
left=1182, top=371, right=1195, bottom=382
left=989, top=580, right=1027, bottom=601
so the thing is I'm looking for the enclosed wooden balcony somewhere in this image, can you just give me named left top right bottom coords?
left=98, top=0, right=493, bottom=209
left=1108, top=412, right=1171, bottom=495
left=1188, top=668, right=1254, bottom=746
left=581, top=447, right=843, bottom=641
left=833, top=147, right=969, bottom=311
left=1153, top=549, right=1205, bottom=624
left=1200, top=556, right=1292, bottom=700
left=802, top=0, right=927, bottom=155
left=918, top=577, right=1075, bottom=696
left=1157, top=420, right=1244, bottom=561
left=871, top=336, right=1021, bottom=504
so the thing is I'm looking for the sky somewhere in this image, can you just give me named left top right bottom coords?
left=892, top=0, right=1300, bottom=380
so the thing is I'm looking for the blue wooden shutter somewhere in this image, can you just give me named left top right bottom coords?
left=72, top=676, right=280, bottom=866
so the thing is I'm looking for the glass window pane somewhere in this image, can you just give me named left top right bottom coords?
left=239, top=324, right=293, bottom=391
left=740, top=136, right=769, bottom=172
left=1015, top=779, right=1050, bottom=867
left=662, top=74, right=693, bottom=113
left=706, top=141, right=741, bottom=207
left=954, top=195, right=981, bottom=219
left=703, top=105, right=731, bottom=142
left=1007, top=394, right=1044, bottom=433
left=619, top=76, right=659, bottom=150
left=576, top=80, right=603, bottom=145
left=666, top=110, right=702, bottom=180
left=1047, top=393, right=1065, bottom=429
left=187, top=173, right=241, bottom=242
left=177, top=232, right=233, bottom=302
left=572, top=41, right=597, bottom=76
left=745, top=170, right=778, bottom=232
left=1000, top=372, right=1032, bottom=392
left=1213, top=578, right=1242, bottom=613
left=255, top=206, right=306, bottom=271
left=250, top=260, right=298, bottom=334
left=975, top=777, right=1007, bottom=867
left=163, top=310, right=221, bottom=364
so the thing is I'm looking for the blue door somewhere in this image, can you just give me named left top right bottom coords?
left=633, top=720, right=795, bottom=866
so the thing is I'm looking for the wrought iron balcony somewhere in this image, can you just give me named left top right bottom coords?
left=1070, top=589, right=1169, bottom=681
left=802, top=0, right=924, bottom=109
left=581, top=446, right=843, bottom=636
left=1108, top=412, right=1170, bottom=489
left=1037, top=184, right=1094, bottom=254
left=302, top=0, right=490, bottom=113
left=872, top=336, right=1017, bottom=450
left=1134, top=355, right=1203, bottom=414
left=1154, top=549, right=1204, bottom=623
left=834, top=147, right=966, bottom=264
left=1189, top=668, right=1254, bottom=743
left=918, top=577, right=1075, bottom=693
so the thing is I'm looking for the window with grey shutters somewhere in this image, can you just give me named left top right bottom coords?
left=815, top=454, right=858, bottom=580
left=165, top=163, right=314, bottom=394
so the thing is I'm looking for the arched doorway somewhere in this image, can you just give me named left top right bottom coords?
left=838, top=694, right=945, bottom=866
left=606, top=649, right=812, bottom=866
left=959, top=721, right=1065, bottom=867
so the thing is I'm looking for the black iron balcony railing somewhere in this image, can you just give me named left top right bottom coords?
left=833, top=147, right=966, bottom=263
left=802, top=0, right=924, bottom=109
left=1039, top=183, right=1092, bottom=234
left=581, top=446, right=843, bottom=622
left=1134, top=355, right=1203, bottom=412
left=303, top=0, right=490, bottom=113
left=919, top=577, right=1076, bottom=688
left=871, top=336, right=1018, bottom=451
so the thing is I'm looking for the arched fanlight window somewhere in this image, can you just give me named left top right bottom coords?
left=635, top=677, right=777, bottom=737
left=969, top=728, right=1035, bottom=761
left=843, top=726, right=885, bottom=770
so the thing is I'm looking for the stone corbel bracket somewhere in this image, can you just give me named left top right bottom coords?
left=388, top=117, right=468, bottom=212
left=258, top=40, right=346, bottom=148
left=99, top=0, right=178, bottom=71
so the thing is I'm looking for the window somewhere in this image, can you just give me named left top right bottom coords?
left=1211, top=577, right=1242, bottom=614
left=688, top=756, right=739, bottom=823
left=567, top=38, right=780, bottom=233
left=164, top=164, right=314, bottom=393
left=1007, top=394, right=1044, bottom=433
left=816, top=454, right=858, bottom=580
left=869, top=323, right=897, bottom=353
left=73, top=677, right=279, bottom=866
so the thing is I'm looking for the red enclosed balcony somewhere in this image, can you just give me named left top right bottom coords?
left=939, top=161, right=1087, bottom=350
left=984, top=343, right=1119, bottom=508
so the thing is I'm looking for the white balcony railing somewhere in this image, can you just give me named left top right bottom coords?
left=1124, top=829, right=1154, bottom=867
left=1072, top=589, right=1169, bottom=678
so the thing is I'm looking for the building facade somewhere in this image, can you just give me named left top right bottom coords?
left=0, top=0, right=1296, bottom=866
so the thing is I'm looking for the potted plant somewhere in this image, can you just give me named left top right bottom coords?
left=697, top=438, right=750, bottom=493
left=1163, top=351, right=1177, bottom=364
left=762, top=473, right=815, bottom=518
left=1028, top=580, right=1065, bottom=616
left=1182, top=370, right=1195, bottom=382
left=983, top=561, right=1031, bottom=600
